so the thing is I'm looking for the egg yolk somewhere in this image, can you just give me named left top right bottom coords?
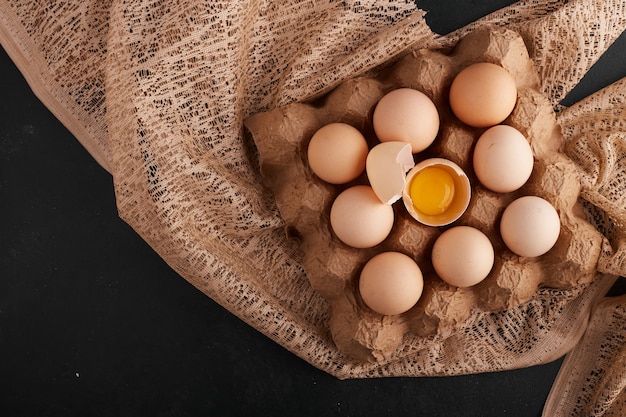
left=409, top=166, right=456, bottom=215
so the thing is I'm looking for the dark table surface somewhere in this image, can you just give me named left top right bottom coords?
left=2, top=2, right=625, bottom=416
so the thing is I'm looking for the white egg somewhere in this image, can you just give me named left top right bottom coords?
left=473, top=125, right=534, bottom=193
left=500, top=196, right=560, bottom=257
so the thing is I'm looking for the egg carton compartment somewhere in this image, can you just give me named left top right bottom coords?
left=244, top=26, right=603, bottom=363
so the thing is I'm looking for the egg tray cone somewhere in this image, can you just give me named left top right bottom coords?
left=244, top=26, right=603, bottom=363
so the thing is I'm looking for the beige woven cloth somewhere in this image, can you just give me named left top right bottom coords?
left=1, top=1, right=624, bottom=415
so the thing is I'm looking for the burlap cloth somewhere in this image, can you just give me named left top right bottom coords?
left=1, top=1, right=624, bottom=415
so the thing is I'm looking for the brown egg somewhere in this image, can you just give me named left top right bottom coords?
left=373, top=88, right=440, bottom=154
left=359, top=252, right=424, bottom=316
left=449, top=63, right=517, bottom=128
left=431, top=226, right=494, bottom=288
left=307, top=123, right=369, bottom=184
left=329, top=185, right=395, bottom=249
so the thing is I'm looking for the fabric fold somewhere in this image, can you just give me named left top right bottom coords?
left=0, top=1, right=112, bottom=172
left=543, top=293, right=626, bottom=417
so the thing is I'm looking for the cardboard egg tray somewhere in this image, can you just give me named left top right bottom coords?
left=244, top=26, right=603, bottom=362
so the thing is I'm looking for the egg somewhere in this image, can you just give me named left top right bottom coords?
left=330, top=185, right=395, bottom=248
left=359, top=252, right=424, bottom=316
left=366, top=141, right=415, bottom=204
left=372, top=88, right=440, bottom=154
left=307, top=122, right=369, bottom=184
left=402, top=158, right=471, bottom=226
left=500, top=196, right=560, bottom=257
left=449, top=63, right=517, bottom=128
left=431, top=226, right=494, bottom=287
left=473, top=125, right=534, bottom=193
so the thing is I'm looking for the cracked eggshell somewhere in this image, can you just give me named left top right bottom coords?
left=366, top=141, right=415, bottom=205
left=402, top=158, right=471, bottom=227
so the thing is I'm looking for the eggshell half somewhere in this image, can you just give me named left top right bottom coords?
left=366, top=141, right=415, bottom=204
left=402, top=158, right=471, bottom=226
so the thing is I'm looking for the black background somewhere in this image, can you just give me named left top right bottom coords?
left=2, top=1, right=625, bottom=416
